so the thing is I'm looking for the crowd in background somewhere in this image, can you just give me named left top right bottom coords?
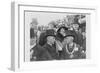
left=30, top=14, right=86, bottom=61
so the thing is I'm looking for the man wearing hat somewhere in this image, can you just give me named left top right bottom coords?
left=30, top=43, right=53, bottom=61
left=42, top=29, right=58, bottom=60
left=31, top=29, right=58, bottom=61
left=72, top=23, right=83, bottom=46
left=61, top=33, right=84, bottom=59
left=30, top=29, right=56, bottom=61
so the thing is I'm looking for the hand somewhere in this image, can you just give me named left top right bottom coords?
left=70, top=54, right=74, bottom=58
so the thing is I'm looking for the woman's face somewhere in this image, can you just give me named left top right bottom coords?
left=60, top=28, right=66, bottom=36
left=72, top=24, right=79, bottom=30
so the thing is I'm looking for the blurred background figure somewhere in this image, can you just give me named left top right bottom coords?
left=81, top=32, right=86, bottom=52
left=30, top=18, right=38, bottom=45
left=30, top=18, right=38, bottom=60
left=72, top=23, right=83, bottom=46
left=48, top=21, right=58, bottom=33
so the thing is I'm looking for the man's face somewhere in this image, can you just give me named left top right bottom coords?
left=47, top=36, right=55, bottom=44
left=72, top=24, right=79, bottom=30
left=64, top=36, right=74, bottom=44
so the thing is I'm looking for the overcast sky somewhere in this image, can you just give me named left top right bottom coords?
left=25, top=11, right=72, bottom=26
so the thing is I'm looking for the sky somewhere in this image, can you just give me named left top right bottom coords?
left=25, top=11, right=73, bottom=26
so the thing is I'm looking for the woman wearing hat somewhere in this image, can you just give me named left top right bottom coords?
left=56, top=27, right=68, bottom=59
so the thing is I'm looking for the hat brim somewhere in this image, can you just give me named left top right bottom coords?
left=45, top=34, right=56, bottom=38
left=64, top=34, right=75, bottom=39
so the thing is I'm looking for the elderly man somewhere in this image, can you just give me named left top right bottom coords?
left=30, top=29, right=58, bottom=61
left=61, top=34, right=85, bottom=59
left=42, top=29, right=58, bottom=60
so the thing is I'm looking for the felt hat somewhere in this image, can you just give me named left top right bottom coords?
left=64, top=30, right=76, bottom=39
left=45, top=29, right=56, bottom=38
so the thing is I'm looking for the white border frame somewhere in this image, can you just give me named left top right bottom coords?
left=11, top=2, right=97, bottom=71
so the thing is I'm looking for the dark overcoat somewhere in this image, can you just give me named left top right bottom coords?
left=30, top=44, right=52, bottom=61
left=43, top=43, right=58, bottom=60
left=70, top=30, right=83, bottom=46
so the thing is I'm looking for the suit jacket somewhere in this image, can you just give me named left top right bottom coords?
left=43, top=43, right=58, bottom=60
left=30, top=44, right=52, bottom=61
left=72, top=30, right=83, bottom=46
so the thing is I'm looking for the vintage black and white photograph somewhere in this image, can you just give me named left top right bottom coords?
left=24, top=11, right=87, bottom=62
left=11, top=2, right=97, bottom=71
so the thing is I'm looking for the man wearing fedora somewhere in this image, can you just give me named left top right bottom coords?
left=42, top=29, right=58, bottom=60
left=30, top=29, right=58, bottom=61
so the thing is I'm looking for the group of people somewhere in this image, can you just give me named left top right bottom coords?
left=30, top=21, right=86, bottom=61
